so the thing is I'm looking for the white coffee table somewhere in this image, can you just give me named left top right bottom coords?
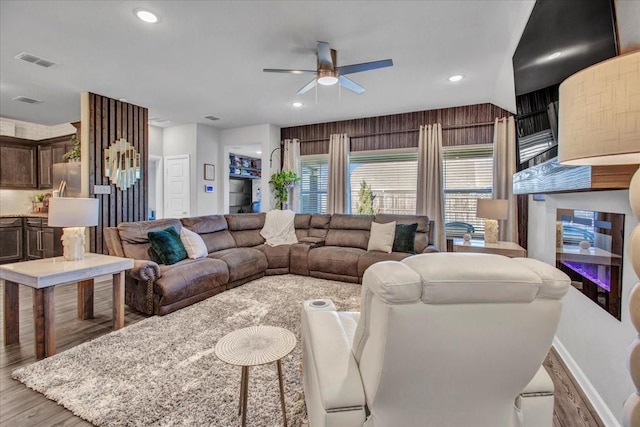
left=215, top=325, right=297, bottom=427
left=0, top=253, right=133, bottom=359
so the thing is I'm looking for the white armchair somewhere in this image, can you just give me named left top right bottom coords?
left=301, top=253, right=570, bottom=427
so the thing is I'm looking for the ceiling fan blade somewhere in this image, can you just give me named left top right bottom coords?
left=317, top=41, right=333, bottom=69
left=338, top=75, right=365, bottom=94
left=263, top=68, right=317, bottom=74
left=297, top=78, right=318, bottom=94
left=337, top=59, right=393, bottom=75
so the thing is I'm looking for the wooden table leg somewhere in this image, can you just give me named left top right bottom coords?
left=112, top=271, right=125, bottom=330
left=277, top=359, right=288, bottom=427
left=77, top=279, right=94, bottom=320
left=241, top=366, right=249, bottom=427
left=3, top=281, right=19, bottom=345
left=33, top=287, right=55, bottom=359
left=238, top=367, right=245, bottom=415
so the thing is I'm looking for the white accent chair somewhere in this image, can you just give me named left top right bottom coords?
left=301, top=253, right=570, bottom=427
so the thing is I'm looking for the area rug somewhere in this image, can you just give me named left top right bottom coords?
left=12, top=275, right=361, bottom=426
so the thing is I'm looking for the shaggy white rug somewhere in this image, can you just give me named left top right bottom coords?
left=12, top=275, right=362, bottom=427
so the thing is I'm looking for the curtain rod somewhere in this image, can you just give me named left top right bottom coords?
left=294, top=121, right=495, bottom=143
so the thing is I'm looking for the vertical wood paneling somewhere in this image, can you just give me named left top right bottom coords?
left=282, top=103, right=510, bottom=155
left=88, top=93, right=148, bottom=254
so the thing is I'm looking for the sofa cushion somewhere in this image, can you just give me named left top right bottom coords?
left=308, top=246, right=365, bottom=278
left=393, top=223, right=418, bottom=254
left=180, top=227, right=208, bottom=259
left=368, top=221, right=396, bottom=253
left=181, top=215, right=228, bottom=234
left=148, top=227, right=188, bottom=265
left=256, top=244, right=291, bottom=270
left=208, top=248, right=268, bottom=282
left=225, top=213, right=265, bottom=230
left=330, top=214, right=373, bottom=230
left=199, top=230, right=237, bottom=253
left=309, top=214, right=331, bottom=238
left=358, top=250, right=411, bottom=277
left=376, top=214, right=431, bottom=252
left=154, top=258, right=229, bottom=306
left=326, top=229, right=370, bottom=250
left=118, top=219, right=182, bottom=260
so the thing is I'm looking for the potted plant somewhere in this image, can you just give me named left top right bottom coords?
left=269, top=170, right=300, bottom=209
left=63, top=135, right=81, bottom=162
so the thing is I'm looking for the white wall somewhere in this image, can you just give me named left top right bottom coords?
left=195, top=124, right=221, bottom=215
left=528, top=190, right=637, bottom=425
left=220, top=123, right=280, bottom=212
left=148, top=125, right=163, bottom=157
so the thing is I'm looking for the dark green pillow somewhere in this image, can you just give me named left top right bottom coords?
left=393, top=223, right=418, bottom=254
left=147, top=227, right=187, bottom=265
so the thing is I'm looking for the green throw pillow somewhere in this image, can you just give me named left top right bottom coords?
left=147, top=227, right=187, bottom=265
left=393, top=223, right=418, bottom=254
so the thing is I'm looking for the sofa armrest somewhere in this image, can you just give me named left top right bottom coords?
left=422, top=244, right=439, bottom=253
left=129, top=260, right=161, bottom=282
left=303, top=310, right=366, bottom=411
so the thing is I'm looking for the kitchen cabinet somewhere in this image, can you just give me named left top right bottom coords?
left=0, top=142, right=37, bottom=189
left=0, top=218, right=24, bottom=264
left=25, top=217, right=62, bottom=260
left=38, top=145, right=53, bottom=188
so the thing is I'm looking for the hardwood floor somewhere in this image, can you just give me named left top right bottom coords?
left=1, top=280, right=604, bottom=426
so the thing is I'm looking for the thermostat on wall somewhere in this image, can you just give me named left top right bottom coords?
left=205, top=185, right=214, bottom=193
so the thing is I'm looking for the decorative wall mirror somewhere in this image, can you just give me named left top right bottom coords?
left=104, top=138, right=141, bottom=190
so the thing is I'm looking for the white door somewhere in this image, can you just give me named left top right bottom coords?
left=164, top=155, right=190, bottom=218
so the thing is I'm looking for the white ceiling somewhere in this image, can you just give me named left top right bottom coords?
left=0, top=1, right=535, bottom=130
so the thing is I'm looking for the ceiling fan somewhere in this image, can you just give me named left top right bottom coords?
left=263, top=41, right=393, bottom=95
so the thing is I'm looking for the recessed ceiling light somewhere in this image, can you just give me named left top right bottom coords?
left=292, top=102, right=303, bottom=107
left=548, top=51, right=562, bottom=60
left=448, top=74, right=464, bottom=82
left=256, top=151, right=262, bottom=155
left=134, top=8, right=159, bottom=24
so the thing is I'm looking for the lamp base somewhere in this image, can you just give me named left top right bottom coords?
left=61, top=227, right=86, bottom=261
left=484, top=219, right=499, bottom=244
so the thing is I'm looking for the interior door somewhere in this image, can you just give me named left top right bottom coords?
left=164, top=155, right=190, bottom=218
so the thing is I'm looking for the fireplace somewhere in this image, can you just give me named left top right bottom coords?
left=555, top=209, right=624, bottom=320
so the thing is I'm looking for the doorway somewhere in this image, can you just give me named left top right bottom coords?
left=164, top=155, right=191, bottom=218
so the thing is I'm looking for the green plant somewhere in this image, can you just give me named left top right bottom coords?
left=356, top=180, right=377, bottom=215
left=63, top=135, right=81, bottom=161
left=269, top=170, right=300, bottom=209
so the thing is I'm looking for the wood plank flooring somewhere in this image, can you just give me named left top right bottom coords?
left=1, top=280, right=604, bottom=426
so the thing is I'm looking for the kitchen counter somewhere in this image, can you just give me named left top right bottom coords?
left=0, top=213, right=49, bottom=218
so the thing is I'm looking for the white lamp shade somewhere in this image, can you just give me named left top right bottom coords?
left=476, top=199, right=509, bottom=220
left=48, top=197, right=99, bottom=227
left=558, top=52, right=640, bottom=166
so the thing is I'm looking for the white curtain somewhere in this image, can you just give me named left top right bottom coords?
left=416, top=124, right=446, bottom=251
left=327, top=133, right=350, bottom=214
left=493, top=117, right=518, bottom=242
left=282, top=138, right=301, bottom=212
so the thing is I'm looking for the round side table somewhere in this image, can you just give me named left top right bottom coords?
left=215, top=325, right=297, bottom=427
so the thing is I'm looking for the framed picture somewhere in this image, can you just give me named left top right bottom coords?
left=204, top=164, right=215, bottom=181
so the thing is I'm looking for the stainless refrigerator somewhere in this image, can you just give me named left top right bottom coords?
left=52, top=163, right=82, bottom=197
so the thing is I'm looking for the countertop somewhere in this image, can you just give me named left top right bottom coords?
left=0, top=213, right=49, bottom=218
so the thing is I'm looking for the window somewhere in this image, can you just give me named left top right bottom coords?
left=442, top=145, right=493, bottom=234
left=300, top=156, right=328, bottom=213
left=349, top=151, right=418, bottom=215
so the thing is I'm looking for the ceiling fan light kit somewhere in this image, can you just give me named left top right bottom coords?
left=264, top=41, right=393, bottom=95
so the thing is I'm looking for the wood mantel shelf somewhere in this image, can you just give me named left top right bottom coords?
left=513, top=156, right=638, bottom=195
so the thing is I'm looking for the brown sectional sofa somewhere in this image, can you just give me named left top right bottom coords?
left=104, top=212, right=436, bottom=316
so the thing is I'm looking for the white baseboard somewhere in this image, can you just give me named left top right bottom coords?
left=552, top=337, right=621, bottom=427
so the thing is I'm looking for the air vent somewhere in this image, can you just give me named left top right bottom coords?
left=204, top=115, right=220, bottom=121
left=12, top=96, right=43, bottom=104
left=14, top=52, right=58, bottom=68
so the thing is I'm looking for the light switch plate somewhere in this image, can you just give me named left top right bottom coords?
left=94, top=185, right=111, bottom=194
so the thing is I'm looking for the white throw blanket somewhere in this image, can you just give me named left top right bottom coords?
left=260, top=209, right=298, bottom=246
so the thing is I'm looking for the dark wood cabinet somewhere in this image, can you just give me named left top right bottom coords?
left=0, top=218, right=24, bottom=264
left=0, top=143, right=37, bottom=189
left=25, top=217, right=62, bottom=260
left=38, top=145, right=53, bottom=188
left=52, top=141, right=69, bottom=164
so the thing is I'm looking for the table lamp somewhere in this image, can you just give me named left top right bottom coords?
left=48, top=197, right=99, bottom=261
left=476, top=199, right=508, bottom=244
left=558, top=51, right=640, bottom=427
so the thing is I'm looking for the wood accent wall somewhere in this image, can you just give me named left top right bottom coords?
left=281, top=103, right=511, bottom=155
left=87, top=93, right=148, bottom=254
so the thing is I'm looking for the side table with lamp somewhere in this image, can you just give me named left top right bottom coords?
left=0, top=197, right=134, bottom=359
